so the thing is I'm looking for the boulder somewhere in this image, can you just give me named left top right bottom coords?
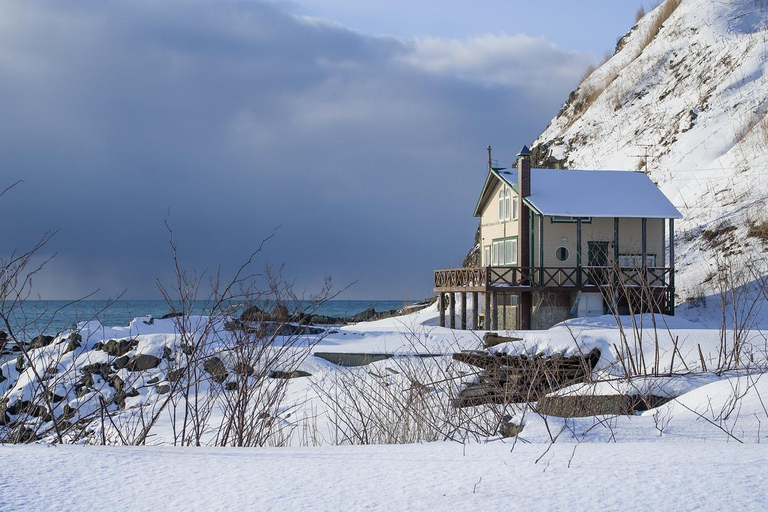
left=167, top=367, right=186, bottom=382
left=156, top=383, right=171, bottom=394
left=126, top=354, right=161, bottom=372
left=113, top=355, right=130, bottom=370
left=159, top=311, right=186, bottom=320
left=95, top=338, right=138, bottom=357
left=535, top=394, right=672, bottom=418
left=28, top=335, right=55, bottom=350
left=351, top=307, right=377, bottom=323
left=233, top=362, right=254, bottom=376
left=203, top=357, right=228, bottom=383
left=224, top=381, right=238, bottom=391
left=64, top=332, right=82, bottom=354
left=15, top=355, right=24, bottom=373
left=269, top=370, right=312, bottom=379
left=239, top=305, right=265, bottom=322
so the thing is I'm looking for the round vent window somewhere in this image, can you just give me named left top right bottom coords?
left=555, top=246, right=570, bottom=262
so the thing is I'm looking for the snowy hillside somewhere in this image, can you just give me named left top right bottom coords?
left=532, top=0, right=768, bottom=304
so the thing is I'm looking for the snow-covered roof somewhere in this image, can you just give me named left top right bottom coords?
left=494, top=168, right=682, bottom=219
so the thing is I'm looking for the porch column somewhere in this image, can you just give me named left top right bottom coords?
left=576, top=218, right=583, bottom=287
left=438, top=293, right=446, bottom=327
left=460, top=292, right=467, bottom=330
left=484, top=292, right=491, bottom=330
left=472, top=292, right=479, bottom=330
left=491, top=292, right=499, bottom=330
left=519, top=292, right=532, bottom=331
left=642, top=217, right=648, bottom=312
left=449, top=292, right=456, bottom=329
left=669, top=218, right=675, bottom=315
left=539, top=214, right=544, bottom=286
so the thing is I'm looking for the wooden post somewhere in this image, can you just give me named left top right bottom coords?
left=669, top=218, right=675, bottom=315
left=642, top=217, right=648, bottom=313
left=484, top=292, right=491, bottom=330
left=449, top=292, right=456, bottom=329
left=491, top=292, right=499, bottom=330
left=438, top=293, right=445, bottom=327
left=460, top=292, right=467, bottom=330
left=576, top=218, right=582, bottom=287
left=539, top=214, right=544, bottom=286
left=472, top=292, right=479, bottom=330
left=519, top=292, right=532, bottom=331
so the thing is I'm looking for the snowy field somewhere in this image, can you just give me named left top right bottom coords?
left=2, top=442, right=767, bottom=511
left=2, top=297, right=768, bottom=510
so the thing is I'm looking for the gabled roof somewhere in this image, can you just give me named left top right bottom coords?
left=474, top=168, right=682, bottom=219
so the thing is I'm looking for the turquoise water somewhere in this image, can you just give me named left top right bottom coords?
left=4, top=300, right=412, bottom=337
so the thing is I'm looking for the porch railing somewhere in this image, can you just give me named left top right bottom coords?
left=434, top=266, right=672, bottom=291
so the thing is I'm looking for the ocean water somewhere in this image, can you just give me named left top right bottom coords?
left=4, top=299, right=413, bottom=337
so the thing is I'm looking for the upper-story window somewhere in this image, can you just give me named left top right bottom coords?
left=498, top=188, right=515, bottom=221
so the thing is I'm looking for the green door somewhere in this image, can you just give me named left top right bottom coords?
left=586, top=241, right=610, bottom=286
left=588, top=241, right=610, bottom=267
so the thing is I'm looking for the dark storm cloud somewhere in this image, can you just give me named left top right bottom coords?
left=0, top=0, right=593, bottom=299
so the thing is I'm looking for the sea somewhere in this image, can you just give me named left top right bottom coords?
left=4, top=300, right=412, bottom=338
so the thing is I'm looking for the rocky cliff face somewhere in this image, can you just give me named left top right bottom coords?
left=531, top=0, right=768, bottom=302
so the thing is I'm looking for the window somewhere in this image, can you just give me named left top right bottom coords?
left=498, top=188, right=513, bottom=221
left=492, top=237, right=517, bottom=266
left=484, top=245, right=490, bottom=266
left=618, top=254, right=656, bottom=268
left=555, top=246, right=570, bottom=262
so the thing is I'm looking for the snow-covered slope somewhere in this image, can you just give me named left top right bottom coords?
left=532, top=0, right=768, bottom=303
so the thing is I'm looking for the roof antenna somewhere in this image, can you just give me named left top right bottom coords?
left=487, top=145, right=492, bottom=171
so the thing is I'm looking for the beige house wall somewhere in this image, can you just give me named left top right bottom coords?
left=479, top=180, right=519, bottom=266
left=478, top=175, right=669, bottom=269
left=533, top=215, right=666, bottom=267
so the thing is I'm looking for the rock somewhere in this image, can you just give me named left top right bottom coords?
left=0, top=369, right=5, bottom=384
left=142, top=315, right=154, bottom=325
left=271, top=305, right=290, bottom=322
left=269, top=370, right=312, bottom=379
left=95, top=338, right=138, bottom=357
left=114, top=388, right=140, bottom=409
left=535, top=394, right=672, bottom=418
left=28, top=335, right=55, bottom=350
left=0, top=331, right=7, bottom=341
left=162, top=346, right=173, bottom=360
left=113, top=355, right=130, bottom=370
left=156, top=383, right=171, bottom=394
left=147, top=376, right=160, bottom=384
left=351, top=307, right=377, bottom=323
left=224, top=381, right=238, bottom=391
left=64, top=332, right=82, bottom=354
left=10, top=427, right=38, bottom=443
left=233, top=362, right=254, bottom=376
left=203, top=357, right=228, bottom=383
left=167, top=367, right=186, bottom=382
left=498, top=415, right=524, bottom=438
left=160, top=311, right=186, bottom=320
left=15, top=355, right=25, bottom=373
left=239, top=305, right=265, bottom=322
left=81, top=362, right=112, bottom=375
left=126, top=354, right=161, bottom=372
left=180, top=343, right=196, bottom=356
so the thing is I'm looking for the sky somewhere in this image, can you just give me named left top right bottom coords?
left=0, top=0, right=651, bottom=301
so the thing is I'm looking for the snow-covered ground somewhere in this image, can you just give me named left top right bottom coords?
left=2, top=441, right=768, bottom=512
left=2, top=299, right=768, bottom=509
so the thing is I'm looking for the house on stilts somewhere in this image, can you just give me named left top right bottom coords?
left=434, top=146, right=683, bottom=330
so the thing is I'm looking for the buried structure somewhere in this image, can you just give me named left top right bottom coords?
left=434, top=146, right=682, bottom=330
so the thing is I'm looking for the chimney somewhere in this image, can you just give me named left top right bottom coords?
left=517, top=145, right=532, bottom=197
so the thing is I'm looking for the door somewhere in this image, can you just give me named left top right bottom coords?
left=586, top=241, right=610, bottom=285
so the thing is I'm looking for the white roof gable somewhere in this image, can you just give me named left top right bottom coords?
left=495, top=168, right=682, bottom=219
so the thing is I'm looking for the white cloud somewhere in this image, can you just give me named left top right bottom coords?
left=400, top=34, right=594, bottom=93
